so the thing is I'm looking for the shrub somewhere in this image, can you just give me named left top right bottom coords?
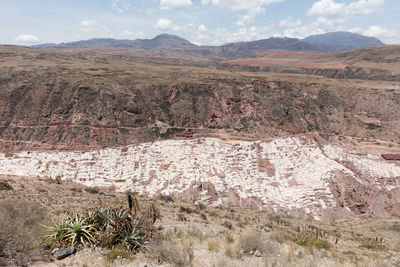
left=269, top=230, right=293, bottom=244
left=224, top=242, right=241, bottom=259
left=179, top=206, right=195, bottom=214
left=294, top=234, right=331, bottom=250
left=0, top=200, right=48, bottom=266
left=389, top=224, right=400, bottom=232
left=157, top=194, right=174, bottom=203
left=186, top=227, right=206, bottom=242
left=104, top=247, right=134, bottom=263
left=222, top=221, right=233, bottom=230
left=224, top=232, right=235, bottom=244
left=177, top=213, right=187, bottom=221
left=150, top=240, right=193, bottom=267
left=208, top=238, right=221, bottom=252
left=195, top=202, right=206, bottom=210
left=200, top=212, right=208, bottom=221
left=240, top=231, right=263, bottom=253
left=84, top=187, right=99, bottom=194
left=360, top=239, right=385, bottom=250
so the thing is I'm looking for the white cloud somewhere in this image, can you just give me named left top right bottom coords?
left=347, top=0, right=385, bottom=15
left=193, top=25, right=272, bottom=45
left=120, top=30, right=145, bottom=39
left=364, top=25, right=390, bottom=37
left=279, top=17, right=302, bottom=28
left=348, top=25, right=400, bottom=44
left=304, top=0, right=385, bottom=37
left=275, top=15, right=327, bottom=39
left=313, top=16, right=344, bottom=29
left=80, top=19, right=97, bottom=27
left=221, top=26, right=271, bottom=43
left=281, top=25, right=324, bottom=39
left=160, top=0, right=192, bottom=10
left=198, top=24, right=208, bottom=32
left=154, top=18, right=181, bottom=31
left=308, top=0, right=385, bottom=17
left=363, top=25, right=397, bottom=43
left=80, top=20, right=110, bottom=33
left=346, top=25, right=397, bottom=44
left=201, top=0, right=284, bottom=11
left=14, top=34, right=40, bottom=43
left=120, top=30, right=134, bottom=37
left=201, top=0, right=285, bottom=25
left=80, top=19, right=98, bottom=32
left=155, top=18, right=173, bottom=30
left=112, top=0, right=130, bottom=13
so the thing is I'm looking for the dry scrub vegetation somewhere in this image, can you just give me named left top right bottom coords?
left=0, top=200, right=48, bottom=266
left=1, top=175, right=400, bottom=266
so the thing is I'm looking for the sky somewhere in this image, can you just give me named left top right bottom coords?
left=1, top=0, right=399, bottom=46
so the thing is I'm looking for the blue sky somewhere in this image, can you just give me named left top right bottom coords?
left=1, top=0, right=399, bottom=45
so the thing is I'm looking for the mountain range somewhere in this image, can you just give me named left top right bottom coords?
left=33, top=32, right=384, bottom=57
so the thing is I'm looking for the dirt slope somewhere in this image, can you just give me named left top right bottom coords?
left=1, top=175, right=400, bottom=267
left=222, top=46, right=400, bottom=81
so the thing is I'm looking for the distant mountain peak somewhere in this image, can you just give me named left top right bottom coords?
left=153, top=33, right=182, bottom=39
left=33, top=34, right=195, bottom=50
left=32, top=31, right=385, bottom=55
left=147, top=33, right=195, bottom=48
left=303, top=31, right=384, bottom=52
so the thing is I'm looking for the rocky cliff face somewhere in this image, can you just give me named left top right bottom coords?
left=1, top=46, right=399, bottom=151
left=220, top=63, right=400, bottom=81
left=1, top=135, right=399, bottom=219
left=1, top=66, right=399, bottom=150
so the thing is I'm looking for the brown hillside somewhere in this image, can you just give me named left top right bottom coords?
left=0, top=46, right=399, bottom=151
left=222, top=46, right=400, bottom=81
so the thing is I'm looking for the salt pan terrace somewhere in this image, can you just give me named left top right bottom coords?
left=1, top=136, right=399, bottom=217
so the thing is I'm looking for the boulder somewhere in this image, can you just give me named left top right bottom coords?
left=0, top=181, right=13, bottom=191
left=254, top=250, right=262, bottom=257
left=52, top=247, right=77, bottom=260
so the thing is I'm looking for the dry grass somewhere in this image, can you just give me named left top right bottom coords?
left=224, top=232, right=235, bottom=244
left=224, top=242, right=241, bottom=259
left=239, top=231, right=264, bottom=253
left=0, top=200, right=48, bottom=266
left=1, top=175, right=400, bottom=267
left=149, top=239, right=194, bottom=267
left=270, top=231, right=286, bottom=244
left=187, top=227, right=206, bottom=242
left=104, top=247, right=134, bottom=263
left=208, top=237, right=221, bottom=252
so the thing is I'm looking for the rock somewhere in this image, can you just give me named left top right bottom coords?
left=100, top=250, right=112, bottom=255
left=0, top=181, right=13, bottom=191
left=53, top=247, right=77, bottom=260
left=254, top=250, right=262, bottom=257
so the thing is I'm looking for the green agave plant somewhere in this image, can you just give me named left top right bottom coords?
left=64, top=214, right=95, bottom=247
left=123, top=221, right=148, bottom=251
left=92, top=208, right=125, bottom=230
left=42, top=216, right=70, bottom=246
left=43, top=214, right=95, bottom=247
